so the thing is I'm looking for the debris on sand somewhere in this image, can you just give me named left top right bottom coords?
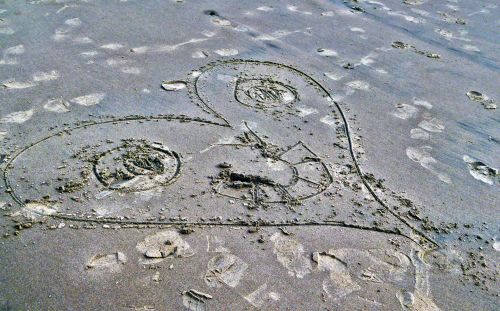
left=182, top=289, right=212, bottom=311
left=278, top=227, right=294, bottom=236
left=86, top=252, right=127, bottom=272
left=392, top=41, right=410, bottom=49
left=161, top=80, right=187, bottom=91
left=392, top=41, right=440, bottom=59
left=343, top=63, right=355, bottom=69
left=205, top=253, right=248, bottom=288
left=466, top=91, right=497, bottom=110
left=185, top=289, right=212, bottom=300
left=179, top=226, right=195, bottom=235
left=136, top=230, right=194, bottom=263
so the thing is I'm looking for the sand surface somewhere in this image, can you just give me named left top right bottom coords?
left=0, top=0, right=498, bottom=310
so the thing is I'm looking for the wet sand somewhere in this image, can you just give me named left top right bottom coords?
left=0, top=0, right=498, bottom=310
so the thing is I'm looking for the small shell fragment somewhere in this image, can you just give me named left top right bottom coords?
left=161, top=80, right=187, bottom=91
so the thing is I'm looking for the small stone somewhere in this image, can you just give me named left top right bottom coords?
left=179, top=226, right=194, bottom=235
left=343, top=63, right=354, bottom=69
left=217, top=162, right=232, bottom=169
left=161, top=80, right=187, bottom=91
left=145, top=249, right=163, bottom=258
